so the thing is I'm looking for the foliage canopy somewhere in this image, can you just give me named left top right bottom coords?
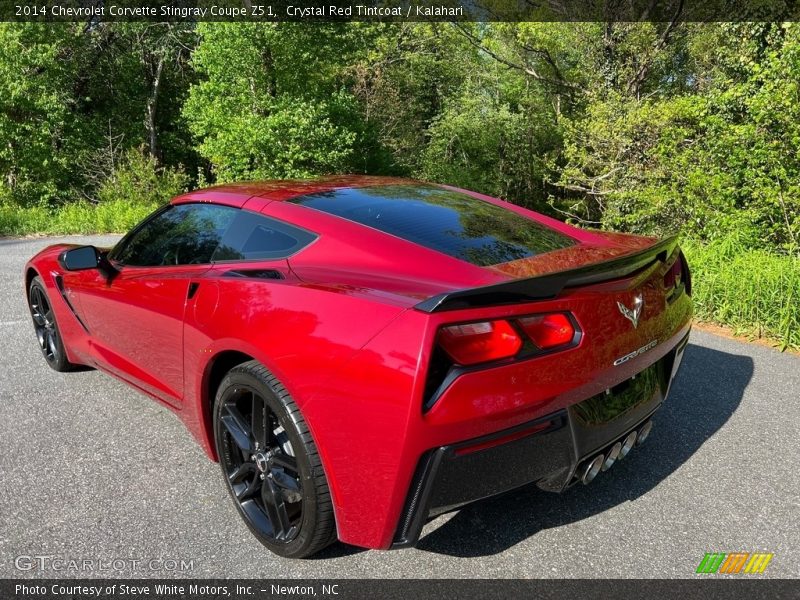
left=1, top=21, right=799, bottom=253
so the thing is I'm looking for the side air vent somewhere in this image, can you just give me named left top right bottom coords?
left=222, top=269, right=284, bottom=280
left=54, top=274, right=89, bottom=332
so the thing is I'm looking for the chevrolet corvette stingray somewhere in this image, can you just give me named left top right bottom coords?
left=24, top=176, right=692, bottom=558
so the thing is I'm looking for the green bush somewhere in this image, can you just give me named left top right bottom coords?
left=0, top=200, right=158, bottom=236
left=683, top=233, right=800, bottom=350
left=0, top=150, right=184, bottom=236
left=96, top=149, right=189, bottom=207
left=0, top=204, right=50, bottom=235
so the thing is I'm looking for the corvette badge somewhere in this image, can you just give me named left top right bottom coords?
left=617, top=294, right=644, bottom=328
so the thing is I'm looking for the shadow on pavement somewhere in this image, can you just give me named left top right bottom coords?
left=415, top=343, right=753, bottom=557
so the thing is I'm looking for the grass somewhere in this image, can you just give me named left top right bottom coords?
left=683, top=235, right=800, bottom=351
left=0, top=200, right=158, bottom=237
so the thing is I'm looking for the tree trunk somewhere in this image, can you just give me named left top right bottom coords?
left=145, top=54, right=165, bottom=164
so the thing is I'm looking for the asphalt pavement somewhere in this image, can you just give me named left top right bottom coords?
left=1, top=235, right=798, bottom=579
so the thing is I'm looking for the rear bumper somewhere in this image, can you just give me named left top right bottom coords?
left=392, top=329, right=690, bottom=548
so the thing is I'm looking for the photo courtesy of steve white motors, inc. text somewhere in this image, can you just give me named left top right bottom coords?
left=14, top=583, right=340, bottom=597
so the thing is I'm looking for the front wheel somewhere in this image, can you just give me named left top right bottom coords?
left=28, top=276, right=77, bottom=372
left=213, top=360, right=336, bottom=558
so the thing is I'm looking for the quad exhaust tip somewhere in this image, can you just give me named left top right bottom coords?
left=581, top=421, right=653, bottom=485
left=581, top=454, right=605, bottom=485
left=602, top=442, right=622, bottom=471
left=636, top=421, right=653, bottom=446
left=619, top=431, right=638, bottom=459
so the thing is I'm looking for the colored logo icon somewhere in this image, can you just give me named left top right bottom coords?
left=696, top=552, right=774, bottom=574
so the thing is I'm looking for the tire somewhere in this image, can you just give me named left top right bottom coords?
left=213, top=360, right=336, bottom=558
left=27, top=276, right=77, bottom=372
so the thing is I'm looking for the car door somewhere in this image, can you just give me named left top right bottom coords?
left=72, top=203, right=239, bottom=406
left=181, top=209, right=320, bottom=397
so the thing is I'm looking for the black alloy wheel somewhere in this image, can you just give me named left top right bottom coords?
left=28, top=276, right=75, bottom=372
left=213, top=360, right=336, bottom=558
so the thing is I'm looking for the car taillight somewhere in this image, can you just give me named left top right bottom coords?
left=664, top=258, right=682, bottom=289
left=665, top=251, right=690, bottom=295
left=438, top=320, right=522, bottom=366
left=517, top=313, right=575, bottom=349
left=679, top=250, right=692, bottom=296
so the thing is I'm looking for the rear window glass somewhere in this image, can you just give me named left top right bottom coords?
left=291, top=185, right=575, bottom=266
left=212, top=210, right=316, bottom=261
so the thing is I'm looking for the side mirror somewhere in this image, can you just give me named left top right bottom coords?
left=59, top=246, right=101, bottom=271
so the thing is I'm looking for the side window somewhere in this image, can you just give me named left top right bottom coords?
left=212, top=211, right=316, bottom=261
left=111, top=204, right=238, bottom=266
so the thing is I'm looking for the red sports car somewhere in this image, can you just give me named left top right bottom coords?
left=24, top=176, right=692, bottom=558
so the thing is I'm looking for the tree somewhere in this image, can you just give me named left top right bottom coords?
left=0, top=23, right=86, bottom=206
left=183, top=23, right=372, bottom=181
left=0, top=22, right=198, bottom=207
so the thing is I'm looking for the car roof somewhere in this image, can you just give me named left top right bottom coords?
left=171, top=175, right=419, bottom=207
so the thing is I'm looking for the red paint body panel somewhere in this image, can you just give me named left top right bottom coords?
left=24, top=177, right=692, bottom=550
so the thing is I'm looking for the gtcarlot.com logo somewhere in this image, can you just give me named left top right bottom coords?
left=696, top=552, right=774, bottom=574
left=15, top=555, right=195, bottom=573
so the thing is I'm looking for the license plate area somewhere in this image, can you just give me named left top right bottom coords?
left=573, top=364, right=660, bottom=426
left=568, top=361, right=665, bottom=459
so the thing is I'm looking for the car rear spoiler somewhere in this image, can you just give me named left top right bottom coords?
left=414, top=235, right=679, bottom=313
